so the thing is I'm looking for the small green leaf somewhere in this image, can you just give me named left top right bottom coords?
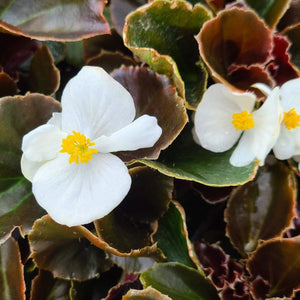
left=245, top=0, right=291, bottom=28
left=139, top=125, right=258, bottom=187
left=248, top=236, right=300, bottom=298
left=154, top=202, right=197, bottom=268
left=0, top=237, right=26, bottom=300
left=124, top=0, right=212, bottom=108
left=141, top=262, right=219, bottom=300
left=123, top=286, right=172, bottom=300
left=0, top=0, right=110, bottom=41
left=0, top=177, right=45, bottom=243
left=225, top=156, right=297, bottom=255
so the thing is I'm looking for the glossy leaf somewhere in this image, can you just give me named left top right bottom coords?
left=0, top=177, right=45, bottom=243
left=112, top=66, right=187, bottom=161
left=28, top=216, right=113, bottom=281
left=29, top=45, right=60, bottom=95
left=0, top=93, right=61, bottom=177
left=225, top=156, right=297, bottom=256
left=123, top=286, right=172, bottom=300
left=245, top=0, right=291, bottom=28
left=0, top=0, right=110, bottom=41
left=30, top=270, right=70, bottom=300
left=0, top=237, right=25, bottom=300
left=197, top=7, right=274, bottom=91
left=140, top=262, right=220, bottom=300
left=247, top=236, right=300, bottom=298
left=94, top=166, right=172, bottom=256
left=139, top=125, right=258, bottom=187
left=154, top=202, right=197, bottom=268
left=124, top=0, right=212, bottom=108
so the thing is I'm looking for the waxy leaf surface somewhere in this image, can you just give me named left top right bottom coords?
left=154, top=202, right=196, bottom=268
left=124, top=0, right=212, bottom=108
left=95, top=167, right=172, bottom=256
left=0, top=177, right=45, bottom=243
left=140, top=262, right=219, bottom=300
left=247, top=236, right=300, bottom=298
left=112, top=66, right=187, bottom=161
left=123, top=286, right=172, bottom=300
left=0, top=237, right=25, bottom=300
left=225, top=156, right=297, bottom=256
left=139, top=125, right=258, bottom=187
left=0, top=0, right=110, bottom=41
left=283, top=23, right=300, bottom=70
left=197, top=7, right=274, bottom=91
left=0, top=93, right=61, bottom=177
left=28, top=216, right=113, bottom=281
left=245, top=0, right=291, bottom=28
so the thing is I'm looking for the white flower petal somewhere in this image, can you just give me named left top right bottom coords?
left=21, top=155, right=44, bottom=182
left=194, top=84, right=256, bottom=152
left=32, top=153, right=131, bottom=227
left=229, top=131, right=256, bottom=167
left=251, top=83, right=272, bottom=96
left=22, top=124, right=66, bottom=162
left=94, top=115, right=162, bottom=153
left=47, top=112, right=62, bottom=128
left=273, top=126, right=298, bottom=160
left=231, top=87, right=281, bottom=167
left=280, top=77, right=300, bottom=110
left=61, top=66, right=136, bottom=139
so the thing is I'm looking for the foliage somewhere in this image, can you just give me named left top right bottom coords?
left=0, top=0, right=300, bottom=299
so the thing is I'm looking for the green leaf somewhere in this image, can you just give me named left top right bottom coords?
left=123, top=286, right=172, bottom=300
left=154, top=202, right=197, bottom=268
left=0, top=0, right=110, bottom=41
left=141, top=262, right=219, bottom=300
left=124, top=0, right=212, bottom=109
left=247, top=236, right=300, bottom=298
left=245, top=0, right=291, bottom=28
left=225, top=156, right=297, bottom=255
left=0, top=177, right=45, bottom=243
left=0, top=237, right=26, bottom=300
left=28, top=216, right=113, bottom=281
left=0, top=93, right=61, bottom=177
left=138, top=125, right=258, bottom=187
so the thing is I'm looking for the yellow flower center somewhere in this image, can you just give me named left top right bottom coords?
left=282, top=108, right=300, bottom=130
left=231, top=110, right=255, bottom=131
left=60, top=131, right=98, bottom=164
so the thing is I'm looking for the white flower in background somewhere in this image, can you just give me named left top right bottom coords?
left=21, top=66, right=162, bottom=227
left=193, top=83, right=281, bottom=167
left=254, top=78, right=300, bottom=161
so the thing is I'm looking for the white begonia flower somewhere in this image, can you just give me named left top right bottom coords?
left=254, top=78, right=300, bottom=161
left=21, top=66, right=162, bottom=227
left=193, top=83, right=281, bottom=167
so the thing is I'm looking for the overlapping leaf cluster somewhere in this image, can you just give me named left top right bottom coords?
left=0, top=0, right=300, bottom=299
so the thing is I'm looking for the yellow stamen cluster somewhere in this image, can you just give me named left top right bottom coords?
left=282, top=108, right=300, bottom=130
left=60, top=131, right=98, bottom=164
left=232, top=110, right=255, bottom=131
